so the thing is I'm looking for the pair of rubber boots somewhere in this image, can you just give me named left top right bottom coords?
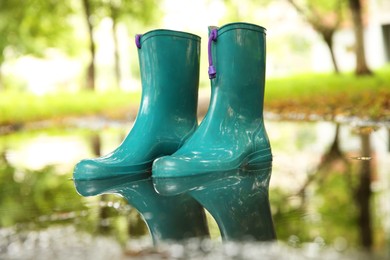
left=74, top=22, right=275, bottom=244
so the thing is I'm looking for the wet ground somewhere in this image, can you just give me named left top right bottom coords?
left=0, top=118, right=389, bottom=259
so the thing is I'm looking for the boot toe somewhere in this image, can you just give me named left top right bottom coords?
left=73, top=159, right=105, bottom=180
left=152, top=155, right=214, bottom=178
left=73, top=158, right=151, bottom=181
left=152, top=154, right=235, bottom=195
left=152, top=156, right=200, bottom=195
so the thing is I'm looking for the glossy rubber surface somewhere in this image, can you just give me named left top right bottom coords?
left=153, top=22, right=271, bottom=180
left=190, top=163, right=275, bottom=241
left=73, top=29, right=209, bottom=242
left=152, top=23, right=275, bottom=241
left=74, top=175, right=209, bottom=244
left=74, top=29, right=200, bottom=181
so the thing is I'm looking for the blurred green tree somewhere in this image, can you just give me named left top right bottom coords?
left=0, top=0, right=76, bottom=90
left=221, top=0, right=271, bottom=23
left=81, top=0, right=159, bottom=91
left=287, top=0, right=346, bottom=74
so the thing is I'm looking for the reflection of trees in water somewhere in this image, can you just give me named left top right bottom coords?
left=0, top=150, right=86, bottom=229
left=0, top=125, right=382, bottom=248
left=388, top=128, right=390, bottom=152
left=271, top=123, right=376, bottom=251
left=355, top=128, right=373, bottom=250
left=0, top=131, right=148, bottom=242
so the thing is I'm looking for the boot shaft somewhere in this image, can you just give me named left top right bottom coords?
left=136, top=30, right=201, bottom=125
left=208, top=23, right=266, bottom=119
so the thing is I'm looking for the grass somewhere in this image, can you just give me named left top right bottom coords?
left=265, top=66, right=390, bottom=120
left=1, top=66, right=389, bottom=126
left=0, top=91, right=141, bottom=126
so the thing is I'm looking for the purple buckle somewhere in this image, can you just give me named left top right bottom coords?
left=208, top=29, right=218, bottom=79
left=135, top=34, right=142, bottom=49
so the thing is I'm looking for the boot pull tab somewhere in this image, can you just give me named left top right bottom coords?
left=135, top=34, right=142, bottom=49
left=208, top=28, right=218, bottom=79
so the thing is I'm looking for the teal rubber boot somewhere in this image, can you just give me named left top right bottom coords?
left=153, top=23, right=275, bottom=241
left=73, top=29, right=209, bottom=242
left=74, top=29, right=200, bottom=181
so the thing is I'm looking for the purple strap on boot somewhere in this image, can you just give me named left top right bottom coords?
left=208, top=29, right=218, bottom=79
left=135, top=34, right=142, bottom=49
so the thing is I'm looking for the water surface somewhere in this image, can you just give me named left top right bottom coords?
left=0, top=120, right=389, bottom=258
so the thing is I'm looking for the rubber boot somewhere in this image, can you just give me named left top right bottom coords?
left=73, top=29, right=209, bottom=243
left=153, top=23, right=276, bottom=241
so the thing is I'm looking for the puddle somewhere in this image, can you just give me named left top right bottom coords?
left=0, top=120, right=389, bottom=258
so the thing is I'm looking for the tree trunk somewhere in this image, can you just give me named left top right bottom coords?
left=111, top=16, right=121, bottom=89
left=322, top=30, right=340, bottom=74
left=90, top=133, right=101, bottom=157
left=287, top=0, right=341, bottom=74
left=82, top=0, right=96, bottom=90
left=355, top=131, right=373, bottom=250
left=348, top=0, right=372, bottom=76
left=388, top=128, right=390, bottom=152
left=321, top=123, right=343, bottom=164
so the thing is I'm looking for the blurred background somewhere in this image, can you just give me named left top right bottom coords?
left=0, top=0, right=389, bottom=258
left=0, top=0, right=389, bottom=93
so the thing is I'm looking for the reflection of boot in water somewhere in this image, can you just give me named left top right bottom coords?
left=73, top=29, right=209, bottom=243
left=153, top=23, right=276, bottom=241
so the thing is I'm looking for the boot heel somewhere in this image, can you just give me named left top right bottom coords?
left=74, top=175, right=209, bottom=244
left=189, top=164, right=275, bottom=241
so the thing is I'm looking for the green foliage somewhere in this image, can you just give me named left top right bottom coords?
left=271, top=171, right=360, bottom=248
left=270, top=189, right=310, bottom=243
left=315, top=172, right=359, bottom=245
left=220, top=0, right=271, bottom=24
left=83, top=0, right=159, bottom=27
left=0, top=161, right=85, bottom=228
left=288, top=0, right=347, bottom=26
left=0, top=0, right=77, bottom=64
